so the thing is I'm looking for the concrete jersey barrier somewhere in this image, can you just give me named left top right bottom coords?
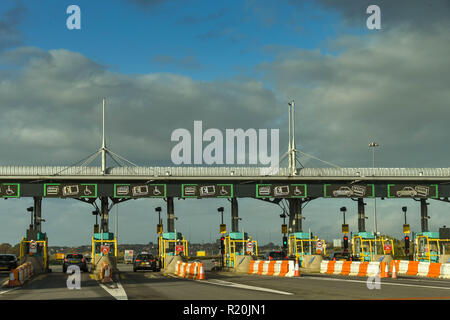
left=320, top=260, right=450, bottom=279
left=248, top=260, right=296, bottom=277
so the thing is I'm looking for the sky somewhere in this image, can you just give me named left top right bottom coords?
left=0, top=0, right=449, bottom=246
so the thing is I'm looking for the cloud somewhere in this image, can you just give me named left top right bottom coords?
left=0, top=2, right=27, bottom=51
left=291, top=0, right=450, bottom=30
left=0, top=47, right=279, bottom=166
left=258, top=23, right=450, bottom=168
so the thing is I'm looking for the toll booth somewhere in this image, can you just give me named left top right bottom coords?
left=91, top=232, right=117, bottom=269
left=352, top=232, right=394, bottom=262
left=224, top=232, right=258, bottom=268
left=288, top=232, right=326, bottom=267
left=19, top=232, right=49, bottom=270
left=158, top=232, right=189, bottom=269
left=415, top=232, right=450, bottom=263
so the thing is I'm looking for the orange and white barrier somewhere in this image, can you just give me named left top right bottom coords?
left=320, top=260, right=450, bottom=279
left=101, top=262, right=112, bottom=283
left=321, top=261, right=382, bottom=277
left=8, top=262, right=33, bottom=287
left=175, top=261, right=205, bottom=280
left=248, top=260, right=295, bottom=277
left=391, top=260, right=450, bottom=279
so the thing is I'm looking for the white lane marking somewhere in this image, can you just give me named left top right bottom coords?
left=98, top=281, right=128, bottom=300
left=301, top=276, right=450, bottom=291
left=0, top=287, right=19, bottom=295
left=196, top=278, right=293, bottom=296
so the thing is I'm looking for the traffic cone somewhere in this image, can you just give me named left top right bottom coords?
left=391, top=262, right=397, bottom=279
left=294, top=259, right=300, bottom=277
left=102, top=264, right=112, bottom=283
left=385, top=262, right=390, bottom=278
left=198, top=263, right=205, bottom=280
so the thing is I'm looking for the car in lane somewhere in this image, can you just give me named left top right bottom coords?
left=326, top=251, right=355, bottom=261
left=63, top=253, right=88, bottom=272
left=0, top=254, right=18, bottom=271
left=133, top=253, right=160, bottom=272
left=263, top=251, right=289, bottom=261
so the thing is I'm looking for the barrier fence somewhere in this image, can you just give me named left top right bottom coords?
left=8, top=262, right=33, bottom=287
left=175, top=261, right=205, bottom=280
left=248, top=260, right=299, bottom=277
left=320, top=260, right=450, bottom=279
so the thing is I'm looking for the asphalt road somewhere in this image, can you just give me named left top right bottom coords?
left=1, top=263, right=450, bottom=300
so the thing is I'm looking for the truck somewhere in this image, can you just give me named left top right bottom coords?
left=124, top=250, right=134, bottom=264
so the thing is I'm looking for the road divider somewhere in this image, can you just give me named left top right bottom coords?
left=175, top=261, right=205, bottom=280
left=391, top=260, right=450, bottom=279
left=8, top=262, right=33, bottom=287
left=320, top=260, right=450, bottom=279
left=248, top=260, right=296, bottom=277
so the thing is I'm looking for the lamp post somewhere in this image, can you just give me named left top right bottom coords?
left=218, top=207, right=224, bottom=225
left=340, top=206, right=347, bottom=225
left=369, top=142, right=379, bottom=235
left=26, top=207, right=34, bottom=229
left=402, top=206, right=407, bottom=225
left=155, top=206, right=162, bottom=225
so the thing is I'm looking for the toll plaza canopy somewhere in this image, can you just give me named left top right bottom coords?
left=1, top=166, right=450, bottom=199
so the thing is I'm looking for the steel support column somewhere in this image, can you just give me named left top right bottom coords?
left=100, top=197, right=109, bottom=232
left=357, top=198, right=366, bottom=233
left=288, top=199, right=303, bottom=233
left=420, top=199, right=429, bottom=232
left=231, top=198, right=239, bottom=232
left=33, top=196, right=42, bottom=233
left=167, top=197, right=175, bottom=232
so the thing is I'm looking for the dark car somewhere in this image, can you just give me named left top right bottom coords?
left=0, top=254, right=18, bottom=271
left=264, top=251, right=289, bottom=261
left=328, top=251, right=353, bottom=261
left=133, top=253, right=160, bottom=272
left=63, top=253, right=88, bottom=272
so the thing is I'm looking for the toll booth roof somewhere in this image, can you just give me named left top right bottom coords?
left=162, top=232, right=183, bottom=240
left=415, top=232, right=440, bottom=239
left=229, top=232, right=249, bottom=240
left=94, top=232, right=114, bottom=240
left=290, top=232, right=310, bottom=239
left=357, top=232, right=375, bottom=239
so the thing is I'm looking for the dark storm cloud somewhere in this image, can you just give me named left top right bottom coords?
left=0, top=47, right=279, bottom=166
left=258, top=22, right=450, bottom=168
left=301, top=0, right=450, bottom=30
left=0, top=2, right=26, bottom=51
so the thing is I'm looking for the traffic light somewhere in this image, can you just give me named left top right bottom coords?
left=220, top=236, right=225, bottom=255
left=282, top=236, right=288, bottom=249
left=343, top=235, right=349, bottom=250
left=404, top=235, right=410, bottom=254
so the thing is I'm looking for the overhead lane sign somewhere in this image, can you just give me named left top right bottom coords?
left=0, top=183, right=20, bottom=198
left=324, top=184, right=374, bottom=198
left=182, top=184, right=233, bottom=198
left=114, top=184, right=166, bottom=198
left=44, top=183, right=97, bottom=198
left=387, top=184, right=438, bottom=198
left=256, top=184, right=306, bottom=198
